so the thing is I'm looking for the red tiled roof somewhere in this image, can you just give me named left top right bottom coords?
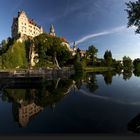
left=28, top=19, right=41, bottom=28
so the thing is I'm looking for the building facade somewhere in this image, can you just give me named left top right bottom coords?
left=11, top=11, right=43, bottom=39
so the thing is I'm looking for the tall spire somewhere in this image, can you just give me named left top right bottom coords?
left=73, top=41, right=77, bottom=51
left=49, top=24, right=56, bottom=36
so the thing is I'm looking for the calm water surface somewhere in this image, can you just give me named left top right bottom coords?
left=0, top=71, right=140, bottom=134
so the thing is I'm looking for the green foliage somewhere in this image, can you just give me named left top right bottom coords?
left=112, top=60, right=123, bottom=72
left=104, top=50, right=113, bottom=66
left=1, top=41, right=28, bottom=69
left=34, top=33, right=72, bottom=68
left=84, top=66, right=113, bottom=72
left=133, top=59, right=140, bottom=76
left=57, top=45, right=72, bottom=66
left=74, top=61, right=84, bottom=73
left=123, top=56, right=132, bottom=71
left=86, top=45, right=98, bottom=66
left=0, top=37, right=15, bottom=55
left=133, top=58, right=140, bottom=70
left=34, top=33, right=51, bottom=67
left=125, top=0, right=140, bottom=33
left=81, top=57, right=87, bottom=67
left=74, top=51, right=81, bottom=62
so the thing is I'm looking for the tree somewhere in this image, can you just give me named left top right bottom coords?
left=123, top=56, right=132, bottom=71
left=1, top=41, right=28, bottom=69
left=104, top=50, right=113, bottom=66
left=86, top=45, right=98, bottom=66
left=133, top=58, right=140, bottom=70
left=34, top=33, right=51, bottom=67
left=47, top=36, right=71, bottom=69
left=0, top=38, right=14, bottom=55
left=34, top=33, right=72, bottom=69
left=56, top=46, right=72, bottom=66
left=74, top=48, right=81, bottom=62
left=125, top=0, right=140, bottom=33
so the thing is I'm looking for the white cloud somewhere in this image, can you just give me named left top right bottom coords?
left=75, top=26, right=127, bottom=45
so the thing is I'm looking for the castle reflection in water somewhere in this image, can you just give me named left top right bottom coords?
left=1, top=78, right=76, bottom=127
left=1, top=70, right=140, bottom=132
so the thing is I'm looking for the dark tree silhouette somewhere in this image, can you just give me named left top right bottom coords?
left=125, top=0, right=140, bottom=33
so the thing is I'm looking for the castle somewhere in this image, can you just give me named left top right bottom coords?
left=12, top=11, right=43, bottom=40
left=11, top=10, right=65, bottom=41
left=11, top=11, right=85, bottom=66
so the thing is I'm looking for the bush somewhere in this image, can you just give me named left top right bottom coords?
left=74, top=61, right=84, bottom=73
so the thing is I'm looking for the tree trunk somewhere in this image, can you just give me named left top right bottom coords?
left=54, top=52, right=61, bottom=69
left=55, top=78, right=61, bottom=89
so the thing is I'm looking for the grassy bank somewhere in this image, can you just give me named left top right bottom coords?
left=84, top=66, right=114, bottom=72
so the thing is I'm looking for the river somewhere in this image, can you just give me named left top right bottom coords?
left=0, top=71, right=140, bottom=134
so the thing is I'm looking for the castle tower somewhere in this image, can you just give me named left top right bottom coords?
left=73, top=41, right=77, bottom=51
left=49, top=24, right=56, bottom=36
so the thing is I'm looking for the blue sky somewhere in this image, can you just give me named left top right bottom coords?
left=0, top=0, right=140, bottom=60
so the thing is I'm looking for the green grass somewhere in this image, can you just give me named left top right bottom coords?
left=84, top=66, right=114, bottom=72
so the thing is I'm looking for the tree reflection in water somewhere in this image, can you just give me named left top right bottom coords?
left=85, top=73, right=98, bottom=93
left=133, top=69, right=140, bottom=77
left=123, top=70, right=132, bottom=81
left=102, top=71, right=116, bottom=85
left=71, top=72, right=99, bottom=93
left=1, top=70, right=140, bottom=128
left=1, top=78, right=74, bottom=127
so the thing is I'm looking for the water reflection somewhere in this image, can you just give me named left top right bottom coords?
left=102, top=71, right=117, bottom=85
left=1, top=78, right=75, bottom=127
left=123, top=70, right=132, bottom=81
left=0, top=70, right=140, bottom=130
left=12, top=101, right=43, bottom=127
left=133, top=69, right=140, bottom=77
left=86, top=73, right=98, bottom=92
left=128, top=113, right=140, bottom=133
left=71, top=73, right=99, bottom=92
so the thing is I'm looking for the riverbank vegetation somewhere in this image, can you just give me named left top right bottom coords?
left=0, top=34, right=140, bottom=73
left=1, top=1, right=140, bottom=74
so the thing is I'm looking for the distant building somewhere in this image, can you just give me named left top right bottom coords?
left=69, top=42, right=86, bottom=57
left=49, top=24, right=72, bottom=52
left=11, top=11, right=43, bottom=40
left=49, top=24, right=56, bottom=36
left=80, top=50, right=86, bottom=57
left=70, top=42, right=77, bottom=56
